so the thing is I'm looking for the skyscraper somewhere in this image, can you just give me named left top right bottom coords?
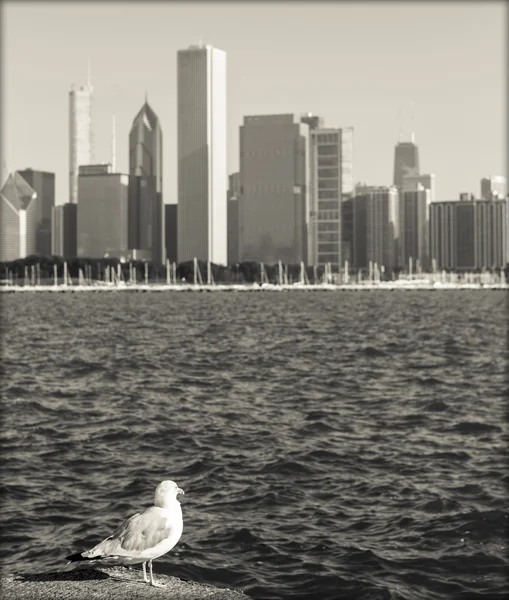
left=17, top=169, right=55, bottom=256
left=51, top=203, right=77, bottom=258
left=429, top=196, right=507, bottom=271
left=341, top=197, right=354, bottom=265
left=177, top=43, right=227, bottom=265
left=403, top=173, right=436, bottom=204
left=352, top=186, right=398, bottom=273
left=51, top=205, right=64, bottom=256
left=128, top=99, right=165, bottom=264
left=239, top=114, right=309, bottom=265
left=300, top=113, right=324, bottom=131
left=399, top=182, right=430, bottom=271
left=456, top=199, right=476, bottom=269
left=429, top=201, right=456, bottom=270
left=165, top=204, right=178, bottom=264
left=227, top=172, right=240, bottom=265
left=301, top=113, right=324, bottom=263
left=69, top=69, right=93, bottom=205
left=481, top=176, right=506, bottom=200
left=393, top=137, right=419, bottom=189
left=0, top=172, right=37, bottom=261
left=77, top=164, right=129, bottom=259
left=475, top=198, right=507, bottom=269
left=308, top=127, right=354, bottom=267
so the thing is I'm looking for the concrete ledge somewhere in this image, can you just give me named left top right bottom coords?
left=1, top=566, right=251, bottom=600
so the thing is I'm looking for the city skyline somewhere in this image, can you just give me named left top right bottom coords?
left=3, top=2, right=506, bottom=207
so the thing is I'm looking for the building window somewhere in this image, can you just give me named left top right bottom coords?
left=317, top=156, right=337, bottom=168
left=318, top=200, right=339, bottom=210
left=318, top=222, right=337, bottom=232
left=319, top=231, right=339, bottom=242
left=317, top=145, right=337, bottom=156
left=318, top=242, right=339, bottom=253
left=318, top=252, right=340, bottom=263
left=318, top=209, right=339, bottom=220
left=318, top=186, right=338, bottom=199
left=318, top=168, right=338, bottom=179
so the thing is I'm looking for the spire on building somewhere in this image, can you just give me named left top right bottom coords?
left=111, top=114, right=116, bottom=172
left=87, top=57, right=92, bottom=89
left=397, top=105, right=417, bottom=144
left=410, top=101, right=415, bottom=144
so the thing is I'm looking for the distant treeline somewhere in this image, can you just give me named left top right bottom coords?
left=1, top=255, right=508, bottom=284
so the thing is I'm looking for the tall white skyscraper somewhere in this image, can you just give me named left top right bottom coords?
left=177, top=43, right=227, bottom=265
left=69, top=67, right=93, bottom=205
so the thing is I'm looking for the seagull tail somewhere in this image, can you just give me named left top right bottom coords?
left=65, top=552, right=123, bottom=567
left=65, top=552, right=97, bottom=563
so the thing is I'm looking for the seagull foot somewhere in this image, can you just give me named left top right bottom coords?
left=150, top=581, right=166, bottom=588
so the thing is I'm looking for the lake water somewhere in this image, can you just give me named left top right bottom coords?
left=1, top=290, right=508, bottom=599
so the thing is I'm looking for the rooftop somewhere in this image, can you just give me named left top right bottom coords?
left=1, top=172, right=37, bottom=213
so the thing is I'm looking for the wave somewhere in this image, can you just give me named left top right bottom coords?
left=1, top=291, right=507, bottom=599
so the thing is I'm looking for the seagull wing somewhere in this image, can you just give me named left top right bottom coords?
left=83, top=507, right=173, bottom=559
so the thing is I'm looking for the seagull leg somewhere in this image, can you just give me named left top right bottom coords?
left=149, top=559, right=165, bottom=588
left=142, top=562, right=149, bottom=583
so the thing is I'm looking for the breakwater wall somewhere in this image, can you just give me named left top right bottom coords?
left=0, top=282, right=507, bottom=293
left=1, top=566, right=251, bottom=600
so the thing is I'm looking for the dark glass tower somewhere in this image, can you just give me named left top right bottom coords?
left=393, top=140, right=419, bottom=189
left=165, top=204, right=178, bottom=264
left=128, top=100, right=164, bottom=264
left=17, top=169, right=55, bottom=256
left=227, top=172, right=240, bottom=265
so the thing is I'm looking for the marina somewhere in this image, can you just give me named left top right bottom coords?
left=1, top=257, right=507, bottom=292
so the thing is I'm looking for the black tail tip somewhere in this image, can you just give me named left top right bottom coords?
left=65, top=552, right=85, bottom=562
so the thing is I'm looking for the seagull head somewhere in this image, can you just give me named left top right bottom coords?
left=155, top=480, right=185, bottom=508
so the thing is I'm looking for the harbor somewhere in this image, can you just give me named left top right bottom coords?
left=1, top=257, right=507, bottom=292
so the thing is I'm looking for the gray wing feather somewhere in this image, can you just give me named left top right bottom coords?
left=84, top=508, right=172, bottom=558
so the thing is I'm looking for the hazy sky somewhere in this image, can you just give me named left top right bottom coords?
left=2, top=1, right=506, bottom=205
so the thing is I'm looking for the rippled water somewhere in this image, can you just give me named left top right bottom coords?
left=1, top=291, right=508, bottom=600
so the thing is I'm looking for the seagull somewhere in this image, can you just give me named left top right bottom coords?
left=66, top=480, right=184, bottom=587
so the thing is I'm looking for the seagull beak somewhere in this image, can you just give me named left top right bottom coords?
left=177, top=487, right=185, bottom=496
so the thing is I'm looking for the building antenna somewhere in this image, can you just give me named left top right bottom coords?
left=145, top=90, right=148, bottom=104
left=111, top=114, right=116, bottom=172
left=87, top=57, right=92, bottom=89
left=398, top=107, right=403, bottom=143
left=88, top=57, right=95, bottom=162
left=410, top=101, right=415, bottom=144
